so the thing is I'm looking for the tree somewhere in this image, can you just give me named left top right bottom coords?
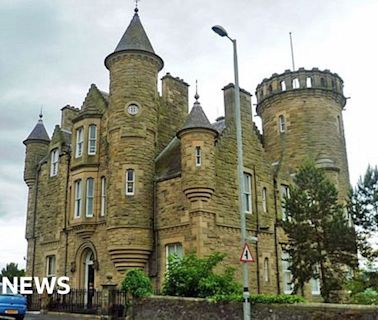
left=281, top=162, right=357, bottom=302
left=1, top=262, right=25, bottom=280
left=121, top=269, right=152, bottom=298
left=349, top=165, right=378, bottom=261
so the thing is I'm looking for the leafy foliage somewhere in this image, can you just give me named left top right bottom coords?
left=281, top=161, right=357, bottom=302
left=121, top=269, right=152, bottom=298
left=0, top=263, right=25, bottom=280
left=350, top=288, right=378, bottom=305
left=209, top=293, right=305, bottom=304
left=162, top=252, right=240, bottom=298
left=349, top=165, right=378, bottom=261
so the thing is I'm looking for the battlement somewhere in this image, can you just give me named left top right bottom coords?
left=255, top=68, right=345, bottom=110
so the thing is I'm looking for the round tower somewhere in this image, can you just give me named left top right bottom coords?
left=256, top=67, right=350, bottom=200
left=23, top=113, right=50, bottom=187
left=177, top=92, right=218, bottom=209
left=104, top=8, right=164, bottom=272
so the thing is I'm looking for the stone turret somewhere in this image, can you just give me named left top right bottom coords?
left=177, top=92, right=218, bottom=209
left=104, top=8, right=163, bottom=272
left=23, top=113, right=50, bottom=187
left=256, top=68, right=350, bottom=200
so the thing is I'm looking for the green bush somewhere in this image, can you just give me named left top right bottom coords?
left=121, top=268, right=152, bottom=298
left=209, top=293, right=306, bottom=304
left=162, top=252, right=240, bottom=298
left=350, top=288, right=378, bottom=305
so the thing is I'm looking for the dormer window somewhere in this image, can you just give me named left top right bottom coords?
left=126, top=169, right=135, bottom=195
left=50, top=148, right=59, bottom=177
left=279, top=115, right=286, bottom=133
left=75, top=127, right=84, bottom=158
left=195, top=146, right=201, bottom=167
left=88, top=125, right=97, bottom=155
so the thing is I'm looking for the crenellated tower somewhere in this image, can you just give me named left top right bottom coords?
left=256, top=68, right=350, bottom=199
left=104, top=8, right=164, bottom=272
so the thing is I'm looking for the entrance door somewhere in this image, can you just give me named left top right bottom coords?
left=84, top=251, right=95, bottom=306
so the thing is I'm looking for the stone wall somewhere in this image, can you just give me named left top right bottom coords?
left=131, top=296, right=378, bottom=320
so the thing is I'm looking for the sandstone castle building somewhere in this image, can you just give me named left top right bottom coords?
left=23, top=8, right=350, bottom=298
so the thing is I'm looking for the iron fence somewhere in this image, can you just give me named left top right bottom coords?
left=109, top=289, right=127, bottom=317
left=48, top=289, right=101, bottom=314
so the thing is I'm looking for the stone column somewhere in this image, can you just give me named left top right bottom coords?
left=101, top=273, right=117, bottom=320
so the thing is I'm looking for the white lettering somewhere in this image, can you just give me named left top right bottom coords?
left=34, top=277, right=56, bottom=294
left=20, top=277, right=33, bottom=294
left=57, top=276, right=70, bottom=294
left=2, top=277, right=18, bottom=294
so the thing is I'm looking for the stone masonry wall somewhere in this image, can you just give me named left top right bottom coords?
left=131, top=296, right=378, bottom=320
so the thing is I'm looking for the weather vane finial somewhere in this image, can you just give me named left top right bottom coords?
left=194, top=80, right=200, bottom=101
left=39, top=106, right=43, bottom=121
left=134, top=0, right=140, bottom=13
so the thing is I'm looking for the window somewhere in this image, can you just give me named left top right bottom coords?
left=46, top=255, right=56, bottom=277
left=126, top=169, right=135, bottom=195
left=282, top=252, right=293, bottom=294
left=281, top=184, right=290, bottom=221
left=306, top=77, right=312, bottom=88
left=262, top=187, right=267, bottom=213
left=88, top=125, right=97, bottom=155
left=264, top=258, right=269, bottom=282
left=320, top=77, right=326, bottom=87
left=195, top=146, right=201, bottom=167
left=278, top=115, right=286, bottom=133
left=74, top=180, right=82, bottom=218
left=50, top=148, right=59, bottom=177
left=243, top=173, right=252, bottom=214
left=166, top=243, right=183, bottom=269
left=292, top=78, right=299, bottom=89
left=101, top=177, right=106, bottom=217
left=86, top=178, right=94, bottom=217
left=75, top=127, right=84, bottom=158
left=281, top=80, right=286, bottom=91
left=311, top=264, right=321, bottom=295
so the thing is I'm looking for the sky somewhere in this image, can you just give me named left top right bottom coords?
left=0, top=0, right=377, bottom=271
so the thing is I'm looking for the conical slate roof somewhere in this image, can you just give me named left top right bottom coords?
left=23, top=114, right=50, bottom=144
left=178, top=93, right=217, bottom=135
left=114, top=9, right=155, bottom=54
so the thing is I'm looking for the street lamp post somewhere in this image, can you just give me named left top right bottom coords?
left=212, top=25, right=251, bottom=320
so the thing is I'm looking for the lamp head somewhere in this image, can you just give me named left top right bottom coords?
left=212, top=25, right=228, bottom=37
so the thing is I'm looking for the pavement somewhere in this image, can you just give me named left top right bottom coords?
left=24, top=311, right=100, bottom=320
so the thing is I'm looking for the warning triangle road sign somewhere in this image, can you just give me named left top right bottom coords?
left=240, top=243, right=255, bottom=262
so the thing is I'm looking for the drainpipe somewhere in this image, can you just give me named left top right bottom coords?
left=151, top=179, right=160, bottom=292
left=31, top=164, right=41, bottom=279
left=273, top=177, right=281, bottom=294
left=252, top=166, right=260, bottom=293
left=63, top=148, right=71, bottom=276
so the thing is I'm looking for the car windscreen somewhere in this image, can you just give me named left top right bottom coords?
left=0, top=283, right=17, bottom=295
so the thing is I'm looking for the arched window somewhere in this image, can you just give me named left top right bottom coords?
left=278, top=115, right=286, bottom=133
left=126, top=169, right=135, bottom=195
left=88, top=125, right=97, bottom=155
left=320, top=77, right=326, bottom=87
left=264, top=258, right=269, bottom=282
left=337, top=115, right=342, bottom=135
left=268, top=84, right=272, bottom=94
left=50, top=148, right=59, bottom=177
left=86, top=178, right=94, bottom=217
